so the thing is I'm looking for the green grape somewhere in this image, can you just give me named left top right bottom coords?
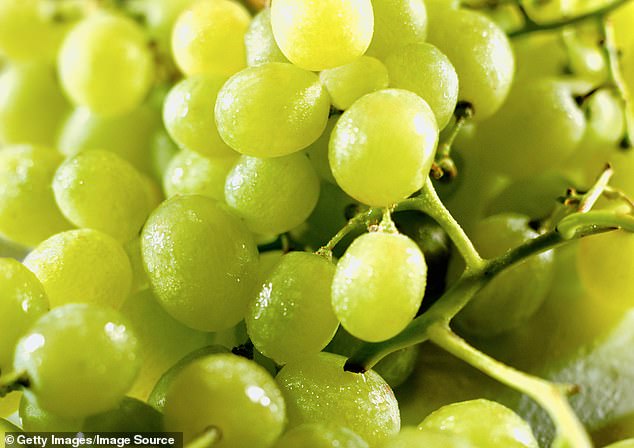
left=58, top=12, right=154, bottom=116
left=454, top=214, right=554, bottom=337
left=270, top=0, right=374, bottom=71
left=246, top=252, right=338, bottom=364
left=419, top=399, right=538, bottom=447
left=329, top=89, right=438, bottom=206
left=171, top=0, right=250, bottom=76
left=512, top=32, right=567, bottom=81
left=19, top=394, right=82, bottom=432
left=164, top=354, right=286, bottom=447
left=305, top=115, right=339, bottom=184
left=365, top=0, right=427, bottom=59
left=276, top=352, right=400, bottom=447
left=593, top=413, right=634, bottom=445
left=141, top=195, right=259, bottom=331
left=427, top=7, right=514, bottom=121
left=562, top=29, right=608, bottom=83
left=385, top=43, right=459, bottom=129
left=257, top=250, right=284, bottom=279
left=610, top=151, right=634, bottom=197
left=382, top=427, right=471, bottom=448
left=603, top=440, right=634, bottom=448
left=319, top=57, right=389, bottom=111
left=0, top=417, right=20, bottom=447
left=53, top=150, right=151, bottom=243
left=0, top=259, right=49, bottom=374
left=120, top=289, right=215, bottom=401
left=13, top=303, right=140, bottom=418
left=215, top=62, right=330, bottom=157
left=23, top=229, right=132, bottom=309
left=332, top=230, right=426, bottom=342
left=225, top=153, right=320, bottom=235
left=0, top=62, right=70, bottom=146
left=57, top=105, right=160, bottom=176
left=141, top=174, right=164, bottom=212
left=81, top=397, right=163, bottom=432
left=274, top=423, right=369, bottom=448
left=163, top=75, right=237, bottom=158
left=0, top=237, right=28, bottom=261
left=124, top=238, right=149, bottom=294
left=0, top=145, right=71, bottom=248
left=150, top=129, right=179, bottom=181
left=0, top=392, right=20, bottom=419
left=245, top=8, right=289, bottom=66
left=582, top=88, right=625, bottom=145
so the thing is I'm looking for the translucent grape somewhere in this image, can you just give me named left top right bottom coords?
left=319, top=57, right=390, bottom=110
left=150, top=129, right=180, bottom=180
left=53, top=150, right=151, bottom=243
left=224, top=153, right=320, bottom=235
left=246, top=252, right=338, bottom=364
left=245, top=8, right=289, bottom=66
left=23, top=229, right=132, bottom=309
left=14, top=304, right=140, bottom=418
left=276, top=352, right=400, bottom=447
left=270, top=0, right=374, bottom=71
left=512, top=33, right=567, bottom=81
left=385, top=43, right=459, bottom=129
left=164, top=354, right=286, bottom=447
left=329, top=89, right=438, bottom=206
left=304, top=115, right=339, bottom=184
left=171, top=0, right=250, bottom=76
left=19, top=394, right=82, bottom=432
left=382, top=427, right=470, bottom=448
left=163, top=75, right=237, bottom=158
left=603, top=440, right=634, bottom=448
left=215, top=62, right=330, bottom=157
left=58, top=12, right=154, bottom=116
left=332, top=231, right=426, bottom=342
left=0, top=145, right=71, bottom=248
left=365, top=0, right=427, bottom=59
left=81, top=397, right=163, bottom=432
left=274, top=424, right=369, bottom=448
left=141, top=195, right=258, bottom=331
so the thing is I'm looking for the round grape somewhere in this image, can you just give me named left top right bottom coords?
left=245, top=8, right=289, bottom=67
left=274, top=423, right=369, bottom=448
left=382, top=427, right=470, bottom=448
left=366, top=0, right=427, bottom=59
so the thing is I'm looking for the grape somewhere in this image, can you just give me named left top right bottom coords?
left=603, top=440, right=634, bottom=448
left=426, top=7, right=514, bottom=121
left=150, top=129, right=180, bottom=180
left=245, top=8, right=289, bottom=66
left=224, top=153, right=320, bottom=235
left=81, top=397, right=163, bottom=432
left=276, top=352, right=400, bottom=447
left=385, top=43, right=459, bottom=129
left=0, top=259, right=49, bottom=374
left=163, top=354, right=286, bottom=447
left=0, top=392, right=20, bottom=419
left=163, top=75, right=237, bottom=158
left=19, top=394, right=82, bottom=431
left=274, top=423, right=369, bottom=448
left=0, top=417, right=20, bottom=444
left=0, top=62, right=70, bottom=146
left=332, top=231, right=427, bottom=342
left=13, top=303, right=140, bottom=418
left=512, top=32, right=567, bottom=81
left=608, top=149, right=634, bottom=197
left=58, top=12, right=154, bottom=116
left=246, top=252, right=338, bottom=364
left=329, top=89, right=438, bottom=206
left=53, top=150, right=151, bottom=243
left=141, top=195, right=259, bottom=331
left=305, top=116, right=339, bottom=185
left=382, top=427, right=470, bottom=448
left=171, top=0, right=250, bottom=76
left=270, top=0, right=374, bottom=71
left=419, top=399, right=538, bottom=447
left=0, top=145, right=71, bottom=248
left=215, top=63, right=331, bottom=157
left=319, top=57, right=390, bottom=111
left=23, top=229, right=132, bottom=309
left=365, top=0, right=427, bottom=59
left=124, top=238, right=150, bottom=294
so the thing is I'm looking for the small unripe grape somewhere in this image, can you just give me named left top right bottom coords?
left=245, top=8, right=289, bottom=66
left=366, top=0, right=428, bottom=59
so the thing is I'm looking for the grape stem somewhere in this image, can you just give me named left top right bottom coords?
left=0, top=371, right=29, bottom=397
left=431, top=102, right=474, bottom=180
left=184, top=427, right=222, bottom=448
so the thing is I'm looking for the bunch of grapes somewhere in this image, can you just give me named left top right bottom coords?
left=1, top=0, right=634, bottom=447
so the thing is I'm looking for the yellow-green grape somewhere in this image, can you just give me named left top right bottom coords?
left=0, top=62, right=70, bottom=146
left=141, top=174, right=164, bottom=212
left=330, top=89, right=438, bottom=207
left=164, top=150, right=237, bottom=201
left=53, top=150, right=151, bottom=243
left=332, top=231, right=426, bottom=342
left=0, top=259, right=49, bottom=374
left=276, top=352, right=400, bottom=448
left=150, top=129, right=180, bottom=181
left=455, top=214, right=554, bottom=337
left=0, top=418, right=20, bottom=446
left=319, top=57, right=389, bottom=111
left=604, top=440, right=634, bottom=448
left=610, top=151, right=634, bottom=197
left=270, top=0, right=374, bottom=71
left=225, top=153, right=320, bottom=235
left=164, top=354, right=286, bottom=447
left=23, top=229, right=132, bottom=309
left=163, top=75, right=237, bottom=158
left=305, top=115, right=339, bottom=185
left=57, top=105, right=160, bottom=176
left=19, top=394, right=82, bottom=431
left=215, top=63, right=331, bottom=157
left=124, top=238, right=150, bottom=294
left=245, top=8, right=289, bottom=66
left=81, top=397, right=163, bottom=432
left=141, top=195, right=259, bottom=331
left=58, top=12, right=154, bottom=116
left=246, top=252, right=338, bottom=364
left=0, top=145, right=71, bottom=248
left=171, top=0, right=250, bottom=76
left=0, top=392, right=20, bottom=418
left=385, top=43, right=459, bottom=129
left=512, top=32, right=567, bottom=81
left=365, top=0, right=427, bottom=59
left=274, top=424, right=369, bottom=448
left=427, top=7, right=514, bottom=121
left=383, top=427, right=471, bottom=448
left=419, top=400, right=538, bottom=447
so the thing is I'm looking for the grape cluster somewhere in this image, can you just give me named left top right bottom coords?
left=1, top=0, right=634, bottom=447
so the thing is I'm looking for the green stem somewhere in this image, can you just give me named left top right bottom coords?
left=316, top=207, right=381, bottom=256
left=185, top=427, right=222, bottom=448
left=557, top=210, right=634, bottom=239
